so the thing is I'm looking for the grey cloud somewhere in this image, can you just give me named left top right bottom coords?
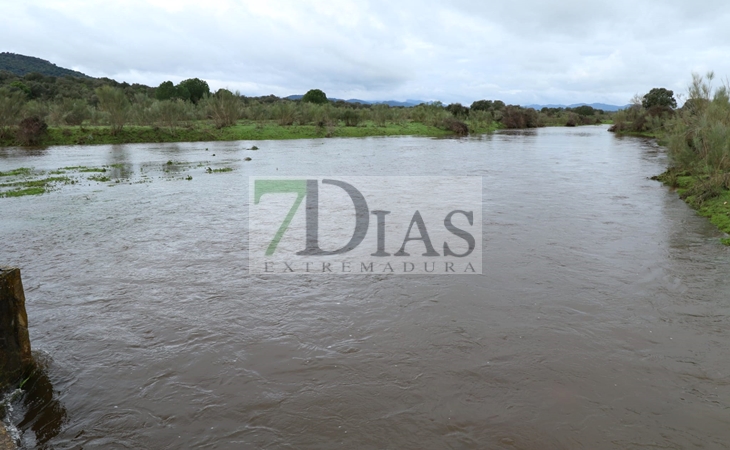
left=2, top=1, right=730, bottom=105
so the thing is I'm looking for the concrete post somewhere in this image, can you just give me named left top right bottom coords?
left=0, top=267, right=32, bottom=391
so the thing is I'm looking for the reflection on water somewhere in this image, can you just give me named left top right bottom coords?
left=0, top=126, right=729, bottom=449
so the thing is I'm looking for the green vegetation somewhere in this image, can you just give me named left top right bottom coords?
left=0, top=176, right=72, bottom=197
left=302, top=89, right=328, bottom=105
left=609, top=88, right=677, bottom=136
left=649, top=72, right=730, bottom=244
left=0, top=167, right=32, bottom=176
left=0, top=63, right=613, bottom=147
left=0, top=52, right=89, bottom=78
left=206, top=167, right=233, bottom=173
left=0, top=159, right=237, bottom=198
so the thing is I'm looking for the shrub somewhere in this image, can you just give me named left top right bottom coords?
left=0, top=88, right=26, bottom=131
left=204, top=89, right=241, bottom=128
left=343, top=109, right=360, bottom=127
left=95, top=86, right=130, bottom=134
left=16, top=116, right=48, bottom=145
left=501, top=106, right=540, bottom=128
left=440, top=117, right=469, bottom=135
left=272, top=101, right=296, bottom=126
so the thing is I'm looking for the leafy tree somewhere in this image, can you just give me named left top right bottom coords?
left=571, top=105, right=596, bottom=117
left=470, top=100, right=493, bottom=112
left=302, top=89, right=328, bottom=104
left=642, top=88, right=677, bottom=109
left=95, top=86, right=130, bottom=134
left=178, top=78, right=210, bottom=104
left=155, top=81, right=177, bottom=101
left=446, top=102, right=469, bottom=118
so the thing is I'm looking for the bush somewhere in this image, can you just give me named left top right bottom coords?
left=204, top=89, right=241, bottom=128
left=272, top=101, right=296, bottom=126
left=95, top=86, right=130, bottom=134
left=440, top=117, right=468, bottom=135
left=342, top=109, right=360, bottom=127
left=0, top=88, right=26, bottom=130
left=501, top=106, right=540, bottom=128
left=16, top=116, right=48, bottom=145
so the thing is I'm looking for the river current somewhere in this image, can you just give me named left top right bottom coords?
left=1, top=125, right=729, bottom=449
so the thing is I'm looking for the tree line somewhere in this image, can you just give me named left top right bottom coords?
left=0, top=70, right=613, bottom=145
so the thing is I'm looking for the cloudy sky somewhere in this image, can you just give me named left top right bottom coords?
left=3, top=0, right=729, bottom=106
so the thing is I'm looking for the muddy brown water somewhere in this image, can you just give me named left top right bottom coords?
left=1, top=126, right=729, bottom=449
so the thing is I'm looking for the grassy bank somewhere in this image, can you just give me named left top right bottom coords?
left=0, top=119, right=501, bottom=147
left=651, top=72, right=730, bottom=245
left=653, top=169, right=730, bottom=245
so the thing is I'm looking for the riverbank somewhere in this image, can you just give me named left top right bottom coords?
left=653, top=169, right=730, bottom=245
left=0, top=120, right=500, bottom=147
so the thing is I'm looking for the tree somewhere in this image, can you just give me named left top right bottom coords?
left=155, top=81, right=177, bottom=101
left=571, top=105, right=596, bottom=117
left=178, top=78, right=210, bottom=104
left=470, top=100, right=493, bottom=112
left=642, top=88, right=677, bottom=109
left=302, top=89, right=328, bottom=104
left=446, top=103, right=469, bottom=118
left=95, top=86, right=129, bottom=134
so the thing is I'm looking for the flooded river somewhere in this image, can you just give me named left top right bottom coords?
left=1, top=125, right=729, bottom=449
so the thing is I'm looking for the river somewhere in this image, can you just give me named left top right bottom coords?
left=1, top=125, right=729, bottom=449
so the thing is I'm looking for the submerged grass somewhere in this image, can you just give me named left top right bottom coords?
left=0, top=167, right=32, bottom=177
left=0, top=176, right=73, bottom=197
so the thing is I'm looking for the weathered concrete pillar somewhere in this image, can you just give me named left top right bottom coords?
left=0, top=267, right=32, bottom=391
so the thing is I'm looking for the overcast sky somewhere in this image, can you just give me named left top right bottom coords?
left=3, top=0, right=729, bottom=105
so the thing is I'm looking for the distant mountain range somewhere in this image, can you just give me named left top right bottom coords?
left=523, top=102, right=630, bottom=112
left=287, top=95, right=629, bottom=111
left=285, top=95, right=425, bottom=107
left=0, top=52, right=90, bottom=78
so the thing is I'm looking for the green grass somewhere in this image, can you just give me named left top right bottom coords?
left=2, top=186, right=46, bottom=197
left=654, top=169, right=730, bottom=245
left=88, top=174, right=111, bottom=182
left=0, top=120, right=475, bottom=147
left=0, top=176, right=72, bottom=197
left=615, top=130, right=661, bottom=139
left=61, top=166, right=106, bottom=172
left=0, top=167, right=32, bottom=176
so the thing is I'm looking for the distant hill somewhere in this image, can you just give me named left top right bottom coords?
left=285, top=96, right=629, bottom=110
left=0, top=52, right=90, bottom=78
left=285, top=95, right=425, bottom=107
left=524, top=102, right=629, bottom=112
